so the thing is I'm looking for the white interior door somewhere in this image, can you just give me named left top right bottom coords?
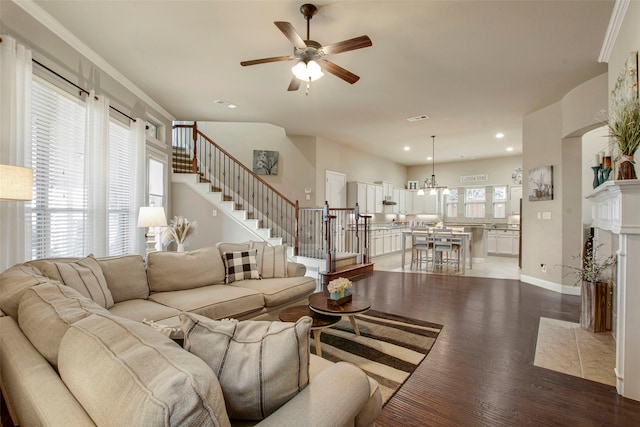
left=325, top=170, right=347, bottom=208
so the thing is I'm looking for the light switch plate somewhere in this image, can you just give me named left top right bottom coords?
left=542, top=212, right=551, bottom=220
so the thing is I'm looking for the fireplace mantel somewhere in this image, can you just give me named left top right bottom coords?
left=587, top=179, right=640, bottom=235
left=587, top=178, right=640, bottom=401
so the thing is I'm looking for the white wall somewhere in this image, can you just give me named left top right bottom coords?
left=582, top=126, right=609, bottom=225
left=407, top=155, right=522, bottom=189
left=520, top=73, right=608, bottom=292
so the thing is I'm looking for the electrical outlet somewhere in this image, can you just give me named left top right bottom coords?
left=540, top=263, right=547, bottom=273
left=212, top=209, right=217, bottom=217
left=537, top=212, right=542, bottom=219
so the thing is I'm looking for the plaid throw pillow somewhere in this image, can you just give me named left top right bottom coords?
left=223, top=250, right=261, bottom=283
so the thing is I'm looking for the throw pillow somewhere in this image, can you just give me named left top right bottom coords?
left=223, top=249, right=260, bottom=284
left=17, top=282, right=111, bottom=367
left=180, top=312, right=312, bottom=420
left=39, top=255, right=114, bottom=309
left=251, top=241, right=288, bottom=279
left=59, top=313, right=231, bottom=427
left=146, top=246, right=226, bottom=292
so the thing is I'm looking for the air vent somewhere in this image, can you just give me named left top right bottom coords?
left=406, top=114, right=429, bottom=123
left=214, top=99, right=238, bottom=109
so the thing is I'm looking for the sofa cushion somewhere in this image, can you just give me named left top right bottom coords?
left=180, top=313, right=311, bottom=420
left=39, top=255, right=114, bottom=309
left=250, top=242, right=288, bottom=279
left=97, top=254, right=149, bottom=302
left=107, top=298, right=181, bottom=323
left=17, top=282, right=110, bottom=367
left=147, top=247, right=225, bottom=292
left=230, top=277, right=317, bottom=308
left=0, top=263, right=55, bottom=318
left=149, top=284, right=264, bottom=320
left=58, top=313, right=231, bottom=427
left=223, top=249, right=261, bottom=283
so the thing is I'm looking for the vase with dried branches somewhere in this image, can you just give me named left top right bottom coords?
left=606, top=98, right=640, bottom=180
left=162, top=216, right=197, bottom=252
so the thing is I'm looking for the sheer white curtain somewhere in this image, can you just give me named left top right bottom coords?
left=130, top=119, right=147, bottom=255
left=84, top=91, right=110, bottom=256
left=0, top=35, right=32, bottom=271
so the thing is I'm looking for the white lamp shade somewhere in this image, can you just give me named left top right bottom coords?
left=137, top=206, right=168, bottom=228
left=292, top=60, right=324, bottom=81
left=0, top=164, right=33, bottom=201
left=429, top=188, right=438, bottom=196
left=416, top=188, right=425, bottom=196
left=442, top=188, right=450, bottom=195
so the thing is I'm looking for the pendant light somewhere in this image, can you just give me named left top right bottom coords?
left=422, top=135, right=449, bottom=195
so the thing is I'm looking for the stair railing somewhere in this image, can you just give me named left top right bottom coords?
left=172, top=123, right=364, bottom=265
left=173, top=123, right=299, bottom=253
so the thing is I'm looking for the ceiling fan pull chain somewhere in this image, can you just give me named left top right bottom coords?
left=305, top=79, right=311, bottom=96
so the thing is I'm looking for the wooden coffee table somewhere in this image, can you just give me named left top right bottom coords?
left=278, top=305, right=340, bottom=357
left=308, top=292, right=371, bottom=336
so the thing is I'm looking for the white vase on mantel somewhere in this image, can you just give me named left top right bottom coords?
left=177, top=243, right=185, bottom=253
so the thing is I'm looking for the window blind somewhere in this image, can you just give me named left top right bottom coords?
left=108, top=119, right=135, bottom=256
left=30, top=78, right=87, bottom=259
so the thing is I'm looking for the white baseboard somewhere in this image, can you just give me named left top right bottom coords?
left=520, top=274, right=581, bottom=295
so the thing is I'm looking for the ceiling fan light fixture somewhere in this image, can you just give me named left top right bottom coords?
left=292, top=60, right=324, bottom=81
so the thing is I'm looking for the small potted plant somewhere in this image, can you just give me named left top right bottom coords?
left=606, top=98, right=640, bottom=180
left=162, top=216, right=197, bottom=252
left=563, top=240, right=616, bottom=332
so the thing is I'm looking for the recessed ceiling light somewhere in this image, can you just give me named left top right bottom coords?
left=404, top=146, right=410, bottom=151
left=506, top=147, right=514, bottom=152
left=496, top=133, right=504, bottom=138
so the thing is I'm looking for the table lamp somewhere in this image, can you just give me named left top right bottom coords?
left=0, top=164, right=33, bottom=201
left=137, top=206, right=167, bottom=255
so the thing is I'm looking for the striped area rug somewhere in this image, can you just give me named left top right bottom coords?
left=311, top=309, right=442, bottom=404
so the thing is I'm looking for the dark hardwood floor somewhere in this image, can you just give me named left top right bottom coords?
left=352, top=271, right=640, bottom=426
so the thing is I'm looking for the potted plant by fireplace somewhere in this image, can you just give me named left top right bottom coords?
left=564, top=240, right=616, bottom=332
left=606, top=98, right=640, bottom=180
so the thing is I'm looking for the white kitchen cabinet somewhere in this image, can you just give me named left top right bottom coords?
left=374, top=185, right=383, bottom=213
left=347, top=181, right=367, bottom=211
left=487, top=230, right=498, bottom=253
left=510, top=186, right=522, bottom=215
left=487, top=229, right=519, bottom=256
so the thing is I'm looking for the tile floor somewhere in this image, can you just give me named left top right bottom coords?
left=372, top=249, right=522, bottom=280
left=370, top=250, right=616, bottom=387
left=534, top=317, right=616, bottom=386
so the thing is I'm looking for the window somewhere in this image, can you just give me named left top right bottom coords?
left=30, top=77, right=139, bottom=258
left=147, top=149, right=168, bottom=251
left=30, top=78, right=87, bottom=259
left=464, top=187, right=486, bottom=218
left=493, top=186, right=507, bottom=219
left=446, top=189, right=458, bottom=218
left=108, top=119, right=136, bottom=256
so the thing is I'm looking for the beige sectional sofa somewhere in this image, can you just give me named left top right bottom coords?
left=0, top=242, right=382, bottom=427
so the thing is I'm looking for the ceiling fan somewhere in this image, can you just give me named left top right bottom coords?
left=240, top=3, right=372, bottom=93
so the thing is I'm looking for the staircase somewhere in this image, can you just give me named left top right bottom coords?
left=172, top=146, right=283, bottom=246
left=171, top=123, right=373, bottom=284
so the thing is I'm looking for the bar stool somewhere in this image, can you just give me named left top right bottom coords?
left=432, top=228, right=460, bottom=272
left=411, top=232, right=432, bottom=270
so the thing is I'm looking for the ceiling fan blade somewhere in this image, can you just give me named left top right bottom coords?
left=321, top=60, right=360, bottom=84
left=240, top=56, right=293, bottom=66
left=274, top=21, right=307, bottom=49
left=287, top=77, right=301, bottom=91
left=321, top=35, right=372, bottom=55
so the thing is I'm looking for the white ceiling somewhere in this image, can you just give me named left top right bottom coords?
left=31, top=0, right=613, bottom=166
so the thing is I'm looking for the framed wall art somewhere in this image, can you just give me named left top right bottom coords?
left=253, top=150, right=278, bottom=175
left=407, top=180, right=419, bottom=190
left=528, top=165, right=553, bottom=201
